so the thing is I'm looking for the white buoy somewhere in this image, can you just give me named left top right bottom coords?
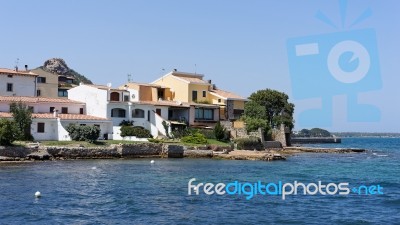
left=91, top=166, right=97, bottom=170
left=35, top=191, right=41, bottom=198
left=150, top=160, right=155, bottom=164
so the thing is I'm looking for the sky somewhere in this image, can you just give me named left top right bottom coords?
left=0, top=0, right=399, bottom=132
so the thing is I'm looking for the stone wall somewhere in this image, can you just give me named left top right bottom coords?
left=271, top=124, right=291, bottom=147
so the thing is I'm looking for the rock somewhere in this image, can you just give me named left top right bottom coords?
left=43, top=58, right=70, bottom=75
left=162, top=145, right=184, bottom=158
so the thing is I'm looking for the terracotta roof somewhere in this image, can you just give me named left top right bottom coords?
left=0, top=112, right=12, bottom=118
left=0, top=112, right=108, bottom=121
left=0, top=96, right=84, bottom=104
left=0, top=68, right=38, bottom=76
left=84, top=84, right=125, bottom=91
left=57, top=114, right=109, bottom=121
left=120, top=82, right=167, bottom=89
left=172, top=75, right=209, bottom=84
left=209, top=88, right=247, bottom=100
left=136, top=100, right=190, bottom=108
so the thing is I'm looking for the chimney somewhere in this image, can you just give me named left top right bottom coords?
left=207, top=79, right=212, bottom=84
left=212, top=84, right=216, bottom=90
left=53, top=109, right=58, bottom=117
left=25, top=65, right=28, bottom=71
left=173, top=69, right=177, bottom=72
left=15, top=66, right=18, bottom=72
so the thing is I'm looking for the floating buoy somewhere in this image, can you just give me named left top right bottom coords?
left=91, top=166, right=97, bottom=170
left=35, top=191, right=41, bottom=198
left=150, top=160, right=155, bottom=164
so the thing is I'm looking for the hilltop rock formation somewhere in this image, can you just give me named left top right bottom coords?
left=43, top=58, right=69, bottom=75
left=40, top=58, right=93, bottom=84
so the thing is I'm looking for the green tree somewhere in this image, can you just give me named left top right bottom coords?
left=242, top=101, right=269, bottom=132
left=10, top=102, right=33, bottom=141
left=310, top=128, right=331, bottom=137
left=0, top=119, right=19, bottom=146
left=248, top=89, right=295, bottom=130
left=214, top=121, right=226, bottom=141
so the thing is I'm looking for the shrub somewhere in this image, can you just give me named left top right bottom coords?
left=66, top=124, right=100, bottom=143
left=119, top=120, right=134, bottom=126
left=197, top=129, right=215, bottom=139
left=181, top=132, right=208, bottom=144
left=171, top=128, right=195, bottom=139
left=234, top=137, right=264, bottom=150
left=0, top=119, right=19, bottom=146
left=214, top=121, right=226, bottom=141
left=120, top=126, right=152, bottom=138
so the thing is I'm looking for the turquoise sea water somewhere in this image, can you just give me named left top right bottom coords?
left=0, top=138, right=399, bottom=224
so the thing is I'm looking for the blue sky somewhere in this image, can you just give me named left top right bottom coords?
left=0, top=0, right=398, bottom=132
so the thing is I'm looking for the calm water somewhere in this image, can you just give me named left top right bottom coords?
left=0, top=138, right=399, bottom=224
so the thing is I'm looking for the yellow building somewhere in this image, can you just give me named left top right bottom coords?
left=31, top=68, right=76, bottom=98
left=152, top=70, right=247, bottom=122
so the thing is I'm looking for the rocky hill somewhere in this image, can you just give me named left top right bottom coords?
left=38, top=58, right=93, bottom=84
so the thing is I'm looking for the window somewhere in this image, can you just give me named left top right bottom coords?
left=7, top=75, right=13, bottom=78
left=7, top=83, right=13, bottom=92
left=80, top=124, right=86, bottom=126
left=37, top=89, right=41, bottom=96
left=58, top=89, right=68, bottom=97
left=156, top=108, right=161, bottom=116
left=218, top=99, right=221, bottom=103
left=123, top=95, right=130, bottom=102
left=147, top=110, right=150, bottom=122
left=28, top=106, right=34, bottom=112
left=195, top=108, right=214, bottom=120
left=202, top=90, right=206, bottom=98
left=157, top=88, right=164, bottom=100
left=50, top=107, right=55, bottom=113
left=132, top=109, right=145, bottom=118
left=80, top=108, right=84, bottom=114
left=192, top=90, right=197, bottom=101
left=110, top=92, right=120, bottom=101
left=37, top=123, right=45, bottom=133
left=61, top=107, right=68, bottom=114
left=37, top=77, right=46, bottom=83
left=111, top=108, right=126, bottom=118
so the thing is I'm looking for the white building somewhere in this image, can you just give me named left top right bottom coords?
left=0, top=96, right=112, bottom=141
left=68, top=84, right=190, bottom=138
left=0, top=68, right=38, bottom=97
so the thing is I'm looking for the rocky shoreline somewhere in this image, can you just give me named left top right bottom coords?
left=0, top=143, right=367, bottom=162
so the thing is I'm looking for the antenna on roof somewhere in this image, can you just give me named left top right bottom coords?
left=14, top=58, right=20, bottom=71
left=127, top=74, right=132, bottom=83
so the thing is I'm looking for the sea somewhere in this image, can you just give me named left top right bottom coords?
left=0, top=138, right=399, bottom=225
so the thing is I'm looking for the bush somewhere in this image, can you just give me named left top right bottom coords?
left=66, top=124, right=100, bottom=143
left=119, top=120, right=134, bottom=126
left=171, top=128, right=195, bottom=139
left=120, top=126, right=152, bottom=138
left=181, top=132, right=208, bottom=144
left=234, top=137, right=264, bottom=150
left=0, top=119, right=19, bottom=146
left=214, top=121, right=226, bottom=141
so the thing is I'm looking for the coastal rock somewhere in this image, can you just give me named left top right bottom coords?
left=162, top=144, right=184, bottom=158
left=120, top=143, right=163, bottom=157
left=184, top=149, right=213, bottom=158
left=47, top=146, right=119, bottom=159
